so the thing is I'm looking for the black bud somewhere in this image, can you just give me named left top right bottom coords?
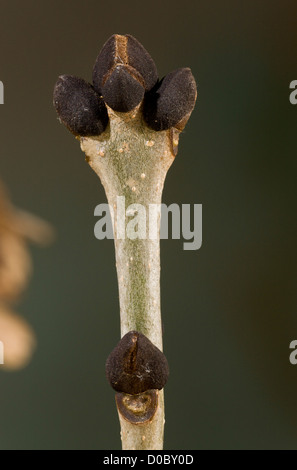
left=102, top=65, right=145, bottom=112
left=92, top=34, right=158, bottom=112
left=126, top=34, right=158, bottom=91
left=92, top=35, right=117, bottom=95
left=53, top=75, right=108, bottom=136
left=105, top=331, right=169, bottom=394
left=143, top=68, right=197, bottom=131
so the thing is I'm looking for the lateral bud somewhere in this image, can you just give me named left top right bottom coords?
left=143, top=68, right=197, bottom=131
left=53, top=75, right=109, bottom=136
left=105, top=331, right=169, bottom=395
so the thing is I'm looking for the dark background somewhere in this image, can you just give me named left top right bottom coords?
left=0, top=0, right=297, bottom=450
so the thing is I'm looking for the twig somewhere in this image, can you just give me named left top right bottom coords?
left=53, top=33, right=196, bottom=450
left=81, top=105, right=173, bottom=449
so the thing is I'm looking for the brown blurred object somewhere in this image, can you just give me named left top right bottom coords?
left=0, top=305, right=36, bottom=370
left=0, top=180, right=54, bottom=370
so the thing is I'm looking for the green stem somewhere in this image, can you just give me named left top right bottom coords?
left=81, top=104, right=177, bottom=450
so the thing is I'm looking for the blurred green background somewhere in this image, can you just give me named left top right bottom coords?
left=0, top=0, right=297, bottom=450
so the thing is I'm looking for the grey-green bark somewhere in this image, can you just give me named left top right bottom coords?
left=81, top=104, right=177, bottom=449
